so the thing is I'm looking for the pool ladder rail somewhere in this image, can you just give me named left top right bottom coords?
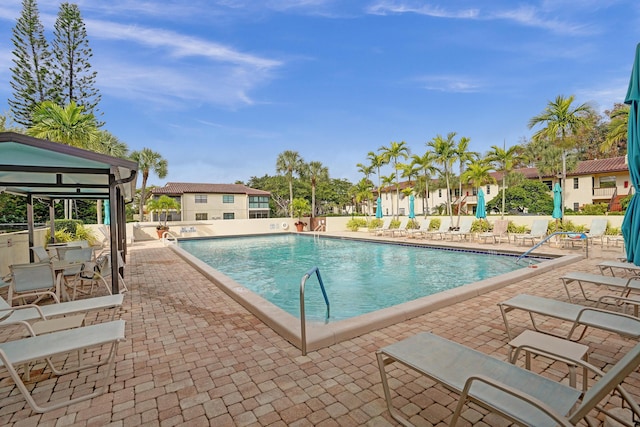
left=300, top=266, right=330, bottom=355
left=516, top=231, right=589, bottom=263
left=161, top=230, right=179, bottom=246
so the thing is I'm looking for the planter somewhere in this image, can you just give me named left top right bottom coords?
left=156, top=228, right=169, bottom=238
left=295, top=223, right=305, bottom=232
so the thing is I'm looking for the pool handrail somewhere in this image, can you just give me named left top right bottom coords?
left=516, top=231, right=588, bottom=263
left=300, top=266, right=330, bottom=355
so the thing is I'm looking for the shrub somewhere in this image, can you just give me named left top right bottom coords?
left=346, top=217, right=367, bottom=231
left=606, top=226, right=621, bottom=235
left=507, top=222, right=527, bottom=234
left=471, top=219, right=490, bottom=232
left=581, top=203, right=608, bottom=215
left=44, top=222, right=98, bottom=246
left=429, top=218, right=441, bottom=231
left=368, top=218, right=383, bottom=230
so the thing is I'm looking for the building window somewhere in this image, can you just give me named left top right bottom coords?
left=599, top=176, right=616, bottom=188
left=486, top=185, right=490, bottom=195
left=573, top=202, right=580, bottom=211
left=542, top=180, right=553, bottom=191
left=194, top=194, right=207, bottom=203
left=223, top=213, right=235, bottom=220
left=249, top=211, right=269, bottom=219
left=472, top=188, right=477, bottom=196
left=223, top=195, right=234, bottom=203
left=195, top=213, right=207, bottom=220
left=438, top=189, right=442, bottom=198
left=249, top=196, right=269, bottom=209
left=573, top=178, right=579, bottom=189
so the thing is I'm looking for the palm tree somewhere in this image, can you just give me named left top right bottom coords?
left=528, top=95, right=593, bottom=218
left=356, top=162, right=375, bottom=217
left=91, top=130, right=130, bottom=224
left=276, top=150, right=304, bottom=218
left=379, top=141, right=410, bottom=219
left=367, top=151, right=388, bottom=207
left=353, top=178, right=373, bottom=216
left=304, top=161, right=329, bottom=219
left=130, top=148, right=168, bottom=222
left=602, top=104, right=629, bottom=153
left=381, top=173, right=396, bottom=216
left=27, top=101, right=98, bottom=148
left=486, top=144, right=522, bottom=219
left=454, top=136, right=475, bottom=226
left=428, top=132, right=457, bottom=224
left=461, top=159, right=496, bottom=217
left=411, top=152, right=438, bottom=216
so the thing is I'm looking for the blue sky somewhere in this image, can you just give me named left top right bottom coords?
left=0, top=1, right=639, bottom=188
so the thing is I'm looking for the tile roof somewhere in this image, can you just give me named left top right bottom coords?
left=152, top=182, right=270, bottom=196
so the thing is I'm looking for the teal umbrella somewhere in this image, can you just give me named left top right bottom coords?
left=552, top=183, right=562, bottom=219
left=376, top=197, right=383, bottom=218
left=622, top=43, right=640, bottom=265
left=408, top=195, right=415, bottom=218
left=475, top=189, right=486, bottom=219
left=104, top=199, right=111, bottom=225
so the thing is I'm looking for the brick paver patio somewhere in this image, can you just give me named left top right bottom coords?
left=1, top=236, right=638, bottom=426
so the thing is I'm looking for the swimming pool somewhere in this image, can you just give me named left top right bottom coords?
left=178, top=234, right=540, bottom=322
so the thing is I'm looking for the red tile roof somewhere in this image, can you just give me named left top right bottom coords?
left=152, top=182, right=270, bottom=196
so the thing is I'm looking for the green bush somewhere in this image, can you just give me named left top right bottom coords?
left=368, top=218, right=383, bottom=230
left=581, top=203, right=608, bottom=215
left=507, top=222, right=527, bottom=233
left=471, top=219, right=490, bottom=232
left=606, top=226, right=621, bottom=235
left=429, top=218, right=441, bottom=231
left=346, top=217, right=367, bottom=231
left=44, top=222, right=98, bottom=246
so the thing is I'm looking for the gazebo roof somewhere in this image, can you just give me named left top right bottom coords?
left=0, top=132, right=137, bottom=201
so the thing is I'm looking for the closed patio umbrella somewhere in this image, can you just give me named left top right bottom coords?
left=408, top=195, right=415, bottom=219
left=552, top=182, right=562, bottom=231
left=376, top=197, right=383, bottom=218
left=475, top=189, right=486, bottom=220
left=104, top=199, right=110, bottom=225
left=623, top=43, right=640, bottom=265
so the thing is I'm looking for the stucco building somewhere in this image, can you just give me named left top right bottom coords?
left=150, top=182, right=270, bottom=221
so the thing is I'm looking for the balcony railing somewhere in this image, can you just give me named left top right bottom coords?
left=592, top=187, right=616, bottom=198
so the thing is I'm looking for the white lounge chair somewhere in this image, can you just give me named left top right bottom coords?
left=560, top=272, right=640, bottom=303
left=498, top=293, right=640, bottom=341
left=371, top=217, right=392, bottom=235
left=447, top=217, right=473, bottom=241
left=0, top=293, right=124, bottom=327
left=377, top=332, right=640, bottom=427
left=407, top=219, right=431, bottom=238
left=512, top=219, right=549, bottom=246
left=0, top=320, right=125, bottom=413
left=478, top=219, right=509, bottom=244
left=599, top=260, right=640, bottom=277
left=384, top=218, right=409, bottom=237
left=424, top=217, right=451, bottom=240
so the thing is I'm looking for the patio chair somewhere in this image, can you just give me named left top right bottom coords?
left=498, top=293, right=640, bottom=341
left=512, top=219, right=549, bottom=246
left=447, top=217, right=473, bottom=241
left=423, top=217, right=451, bottom=240
left=80, top=251, right=129, bottom=296
left=6, top=262, right=58, bottom=306
left=0, top=320, right=126, bottom=413
left=407, top=218, right=431, bottom=238
left=560, top=271, right=640, bottom=303
left=598, top=260, right=640, bottom=277
left=371, top=217, right=392, bottom=235
left=377, top=332, right=640, bottom=427
left=30, top=246, right=51, bottom=263
left=56, top=247, right=96, bottom=299
left=478, top=219, right=509, bottom=244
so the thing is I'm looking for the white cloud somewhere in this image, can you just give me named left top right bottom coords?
left=366, top=1, right=479, bottom=19
left=414, top=75, right=483, bottom=93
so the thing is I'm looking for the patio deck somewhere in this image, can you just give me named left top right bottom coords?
left=0, top=234, right=637, bottom=426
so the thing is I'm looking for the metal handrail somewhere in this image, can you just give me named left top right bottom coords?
left=300, top=266, right=330, bottom=355
left=161, top=231, right=178, bottom=246
left=516, top=231, right=589, bottom=263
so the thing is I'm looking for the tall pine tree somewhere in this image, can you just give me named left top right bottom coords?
left=51, top=2, right=102, bottom=125
left=8, top=0, right=55, bottom=127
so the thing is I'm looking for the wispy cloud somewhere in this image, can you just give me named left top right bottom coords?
left=414, top=75, right=483, bottom=93
left=366, top=1, right=595, bottom=36
left=367, top=1, right=479, bottom=19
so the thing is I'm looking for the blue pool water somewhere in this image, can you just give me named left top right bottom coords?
left=179, top=235, right=537, bottom=322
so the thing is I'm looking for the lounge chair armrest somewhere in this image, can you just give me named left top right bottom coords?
left=0, top=303, right=47, bottom=319
left=453, top=374, right=573, bottom=427
left=575, top=306, right=640, bottom=323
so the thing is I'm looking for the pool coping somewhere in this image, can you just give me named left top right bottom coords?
left=169, top=238, right=583, bottom=353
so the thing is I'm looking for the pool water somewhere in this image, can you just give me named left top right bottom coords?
left=179, top=235, right=536, bottom=322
